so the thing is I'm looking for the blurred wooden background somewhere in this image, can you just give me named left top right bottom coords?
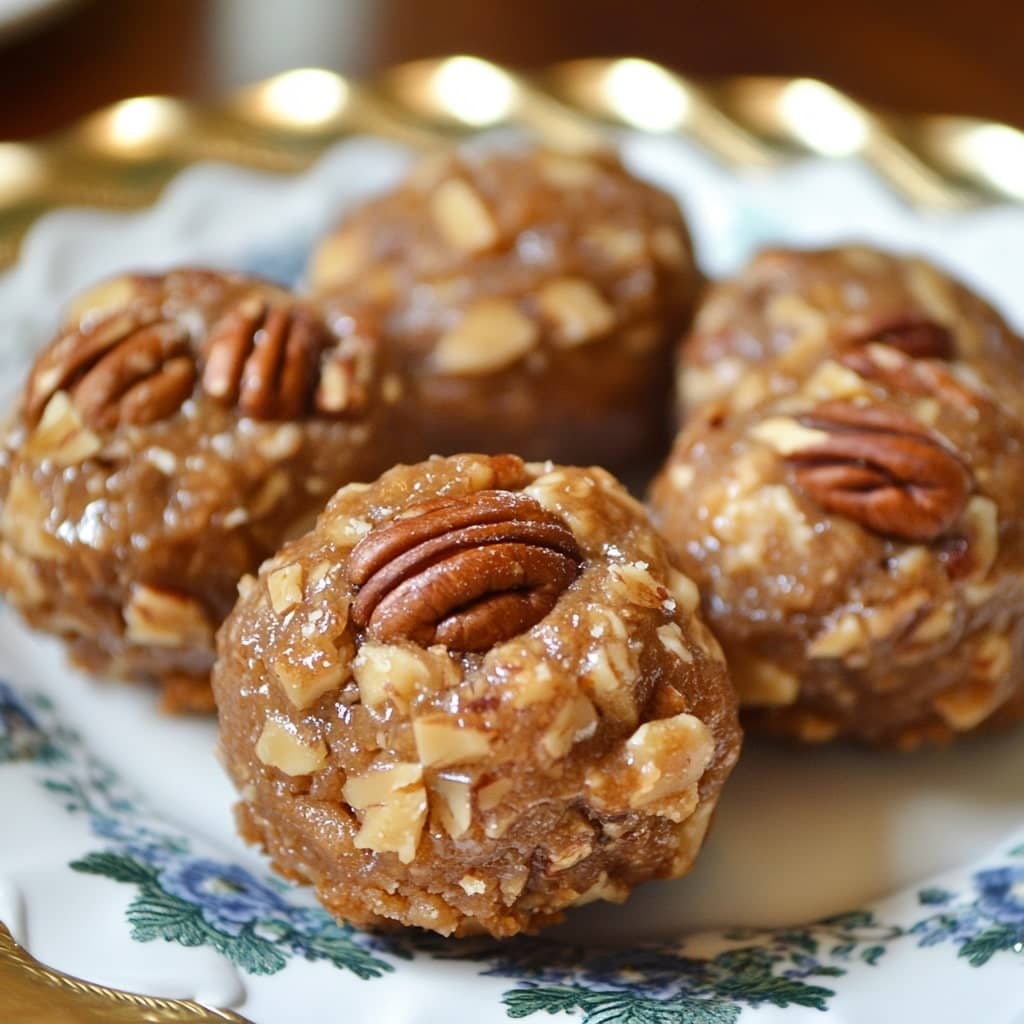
left=1, top=0, right=1022, bottom=138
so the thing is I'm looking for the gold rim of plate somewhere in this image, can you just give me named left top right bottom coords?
left=2, top=56, right=1024, bottom=271
left=0, top=921, right=250, bottom=1022
left=1, top=55, right=1023, bottom=1023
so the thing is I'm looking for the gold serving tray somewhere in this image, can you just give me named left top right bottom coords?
left=1, top=55, right=1022, bottom=1024
left=2, top=56, right=1024, bottom=272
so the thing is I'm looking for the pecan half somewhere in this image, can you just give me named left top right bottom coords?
left=840, top=345, right=983, bottom=414
left=785, top=401, right=971, bottom=541
left=202, top=298, right=340, bottom=420
left=25, top=311, right=195, bottom=430
left=846, top=314, right=954, bottom=360
left=347, top=490, right=582, bottom=651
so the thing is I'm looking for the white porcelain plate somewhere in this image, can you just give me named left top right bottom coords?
left=1, top=135, right=1023, bottom=1024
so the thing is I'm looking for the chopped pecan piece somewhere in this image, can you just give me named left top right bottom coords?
left=25, top=311, right=195, bottom=430
left=840, top=344, right=982, bottom=414
left=846, top=313, right=954, bottom=360
left=785, top=401, right=971, bottom=541
left=347, top=490, right=582, bottom=650
left=314, top=330, right=376, bottom=418
left=202, top=298, right=341, bottom=419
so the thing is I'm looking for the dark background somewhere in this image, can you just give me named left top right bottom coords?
left=2, top=0, right=1023, bottom=139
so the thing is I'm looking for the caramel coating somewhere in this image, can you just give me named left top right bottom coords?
left=654, top=248, right=1024, bottom=747
left=310, top=147, right=702, bottom=473
left=214, top=454, right=740, bottom=936
left=0, top=269, right=396, bottom=710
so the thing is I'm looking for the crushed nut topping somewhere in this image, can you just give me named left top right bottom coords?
left=540, top=691, right=599, bottom=760
left=432, top=298, right=539, bottom=375
left=352, top=642, right=445, bottom=712
left=586, top=712, right=713, bottom=816
left=2, top=475, right=67, bottom=559
left=751, top=416, right=831, bottom=456
left=63, top=275, right=139, bottom=328
left=343, top=762, right=427, bottom=864
left=430, top=178, right=499, bottom=253
left=267, top=563, right=304, bottom=616
left=730, top=652, right=800, bottom=706
left=256, top=718, right=327, bottom=775
left=123, top=584, right=212, bottom=648
left=272, top=643, right=349, bottom=709
left=536, top=278, right=615, bottom=347
left=413, top=715, right=493, bottom=767
left=784, top=400, right=972, bottom=541
left=347, top=490, right=582, bottom=651
left=430, top=776, right=472, bottom=839
left=23, top=392, right=103, bottom=466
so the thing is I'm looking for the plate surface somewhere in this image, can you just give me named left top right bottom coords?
left=1, top=132, right=1023, bottom=1023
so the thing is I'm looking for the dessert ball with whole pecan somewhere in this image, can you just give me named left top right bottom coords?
left=677, top=246, right=1024, bottom=420
left=214, top=453, right=740, bottom=937
left=651, top=337, right=1024, bottom=748
left=309, top=146, right=701, bottom=473
left=0, top=269, right=397, bottom=712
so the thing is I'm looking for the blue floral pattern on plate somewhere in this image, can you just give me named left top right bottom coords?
left=3, top=685, right=400, bottom=979
left=2, top=679, right=1021, bottom=1022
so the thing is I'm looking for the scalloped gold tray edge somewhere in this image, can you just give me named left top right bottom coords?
left=1, top=57, right=1023, bottom=272
left=0, top=922, right=251, bottom=1022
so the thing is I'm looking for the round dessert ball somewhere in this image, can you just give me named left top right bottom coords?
left=309, top=146, right=702, bottom=473
left=0, top=269, right=397, bottom=712
left=652, top=336, right=1024, bottom=748
left=214, top=453, right=739, bottom=936
left=678, top=246, right=1024, bottom=420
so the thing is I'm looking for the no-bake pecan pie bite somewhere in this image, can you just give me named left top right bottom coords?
left=0, top=269, right=397, bottom=711
left=677, top=246, right=1024, bottom=421
left=652, top=332, right=1024, bottom=748
left=213, top=453, right=740, bottom=936
left=309, top=146, right=702, bottom=473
